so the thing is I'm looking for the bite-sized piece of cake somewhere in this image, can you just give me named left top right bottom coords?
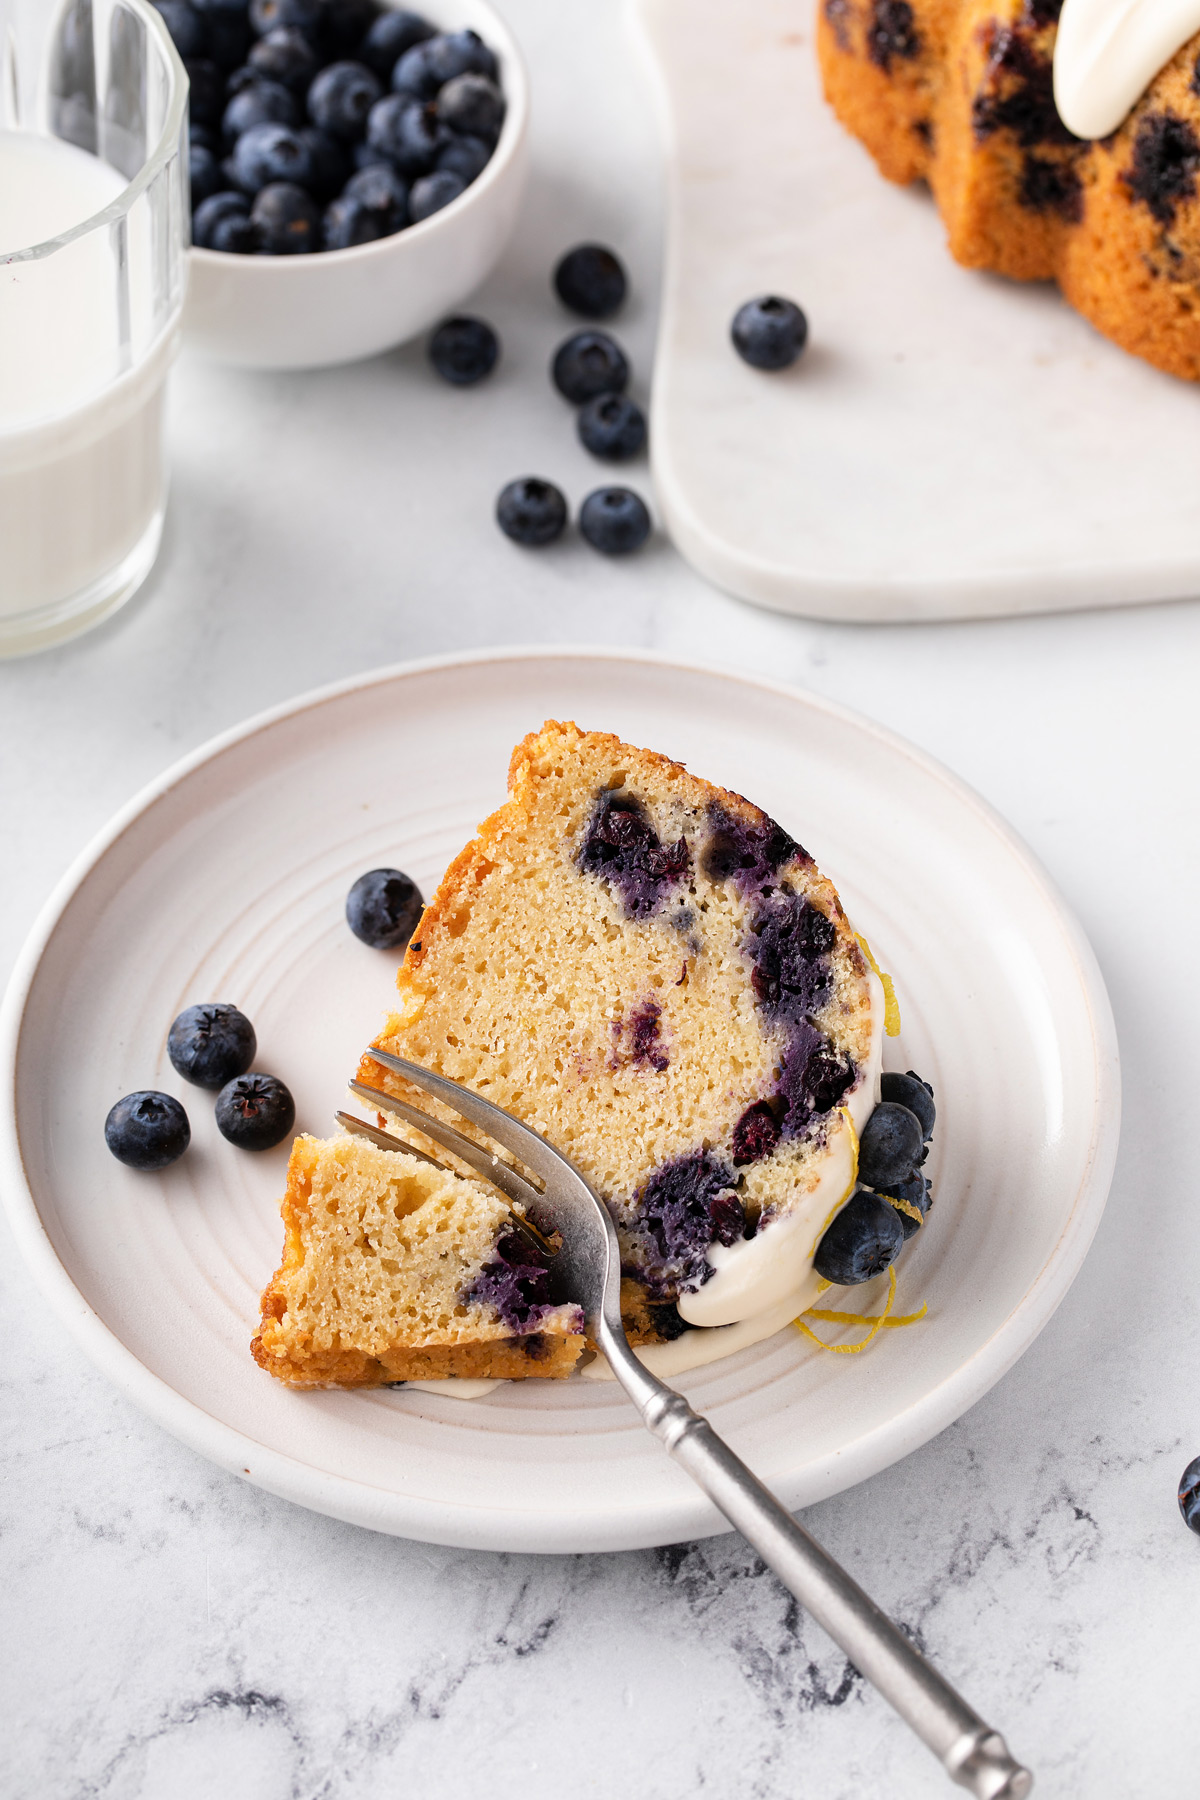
left=356, top=721, right=887, bottom=1350
left=817, top=0, right=1200, bottom=379
left=253, top=1133, right=584, bottom=1387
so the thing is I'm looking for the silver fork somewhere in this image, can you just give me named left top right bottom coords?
left=347, top=1048, right=1033, bottom=1800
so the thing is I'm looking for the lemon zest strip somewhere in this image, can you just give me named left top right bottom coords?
left=884, top=1196, right=924, bottom=1226
left=808, top=1106, right=860, bottom=1257
left=794, top=1266, right=928, bottom=1354
left=856, top=933, right=901, bottom=1038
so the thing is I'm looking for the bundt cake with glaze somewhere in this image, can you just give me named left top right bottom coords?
left=817, top=0, right=1200, bottom=379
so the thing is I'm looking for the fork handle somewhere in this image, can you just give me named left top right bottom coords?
left=619, top=1367, right=1032, bottom=1798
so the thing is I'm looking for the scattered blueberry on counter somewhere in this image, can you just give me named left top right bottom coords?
left=577, top=392, right=646, bottom=461
left=167, top=1002, right=257, bottom=1088
left=731, top=294, right=808, bottom=370
left=156, top=0, right=504, bottom=250
left=215, top=1072, right=296, bottom=1149
left=554, top=243, right=626, bottom=319
left=579, top=485, right=651, bottom=555
left=496, top=477, right=568, bottom=547
left=551, top=330, right=629, bottom=405
left=105, top=1091, right=192, bottom=1170
left=346, top=866, right=424, bottom=948
left=428, top=315, right=499, bottom=385
left=1179, top=1456, right=1200, bottom=1534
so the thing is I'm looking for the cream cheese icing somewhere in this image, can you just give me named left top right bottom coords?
left=1054, top=0, right=1200, bottom=140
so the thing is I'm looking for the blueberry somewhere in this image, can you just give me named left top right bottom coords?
left=184, top=58, right=225, bottom=126
left=496, top=477, right=568, bottom=547
left=579, top=486, right=651, bottom=555
left=249, top=0, right=321, bottom=36
left=731, top=295, right=808, bottom=371
left=232, top=121, right=314, bottom=189
left=225, top=62, right=261, bottom=95
left=322, top=192, right=383, bottom=247
left=352, top=139, right=392, bottom=171
left=360, top=8, right=434, bottom=78
left=882, top=1170, right=931, bottom=1241
left=554, top=243, right=626, bottom=319
left=409, top=168, right=463, bottom=220
left=436, top=130, right=491, bottom=184
left=346, top=867, right=424, bottom=948
left=428, top=315, right=498, bottom=384
left=248, top=24, right=317, bottom=89
left=880, top=1070, right=935, bottom=1140
left=425, top=28, right=497, bottom=84
left=342, top=162, right=408, bottom=233
left=365, top=94, right=443, bottom=173
left=857, top=1101, right=924, bottom=1190
left=203, top=8, right=251, bottom=69
left=1179, top=1456, right=1200, bottom=1534
left=190, top=122, right=216, bottom=149
left=190, top=141, right=221, bottom=205
left=153, top=0, right=209, bottom=60
left=168, top=1003, right=257, bottom=1088
left=193, top=189, right=260, bottom=250
left=577, top=392, right=646, bottom=461
left=105, top=1091, right=191, bottom=1170
left=252, top=179, right=320, bottom=251
left=551, top=330, right=629, bottom=404
left=308, top=59, right=381, bottom=138
left=215, top=1073, right=296, bottom=1150
left=390, top=39, right=440, bottom=98
left=222, top=76, right=298, bottom=143
left=814, top=1188, right=904, bottom=1285
left=297, top=124, right=352, bottom=196
left=436, top=72, right=503, bottom=142
left=318, top=0, right=380, bottom=58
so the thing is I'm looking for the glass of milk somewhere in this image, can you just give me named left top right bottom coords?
left=0, top=0, right=188, bottom=657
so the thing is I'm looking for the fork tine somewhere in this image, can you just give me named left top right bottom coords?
left=349, top=1075, right=543, bottom=1210
left=364, top=1048, right=571, bottom=1183
left=334, top=1110, right=448, bottom=1170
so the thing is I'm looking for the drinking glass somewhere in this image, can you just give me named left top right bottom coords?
left=0, top=0, right=188, bottom=657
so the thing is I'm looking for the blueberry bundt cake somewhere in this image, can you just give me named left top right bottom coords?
left=351, top=721, right=924, bottom=1369
left=817, top=0, right=1200, bottom=379
left=252, top=1132, right=584, bottom=1386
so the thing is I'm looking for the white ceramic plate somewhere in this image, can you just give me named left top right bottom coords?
left=635, top=0, right=1200, bottom=622
left=0, top=649, right=1119, bottom=1551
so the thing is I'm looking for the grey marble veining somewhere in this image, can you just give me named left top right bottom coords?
left=2, top=0, right=1199, bottom=1794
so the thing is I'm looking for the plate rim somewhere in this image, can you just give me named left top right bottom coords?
left=0, top=644, right=1122, bottom=1550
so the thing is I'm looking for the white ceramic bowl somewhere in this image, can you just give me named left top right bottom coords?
left=183, top=0, right=528, bottom=369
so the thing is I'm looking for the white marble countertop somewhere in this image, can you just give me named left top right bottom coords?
left=3, top=2, right=1198, bottom=1793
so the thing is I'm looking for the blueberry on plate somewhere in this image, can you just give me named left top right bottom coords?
left=554, top=243, right=626, bottom=319
left=857, top=1100, right=924, bottom=1190
left=496, top=477, right=568, bottom=547
left=435, top=72, right=504, bottom=142
left=579, top=485, right=650, bottom=555
left=248, top=25, right=318, bottom=91
left=551, top=330, right=629, bottom=405
left=346, top=867, right=424, bottom=948
left=192, top=189, right=261, bottom=251
left=731, top=294, right=809, bottom=371
left=360, top=8, right=434, bottom=79
left=322, top=192, right=384, bottom=248
left=252, top=180, right=320, bottom=251
left=428, top=315, right=498, bottom=384
left=409, top=169, right=463, bottom=221
left=249, top=0, right=322, bottom=36
left=168, top=1002, right=257, bottom=1088
left=1179, top=1456, right=1200, bottom=1534
left=880, top=1070, right=936, bottom=1139
left=215, top=1073, right=296, bottom=1150
left=813, top=1187, right=904, bottom=1286
left=105, top=1091, right=191, bottom=1170
left=189, top=141, right=221, bottom=206
left=342, top=162, right=409, bottom=234
left=436, top=130, right=490, bottom=184
left=222, top=77, right=298, bottom=144
left=577, top=392, right=646, bottom=461
left=153, top=0, right=209, bottom=61
left=307, top=59, right=382, bottom=138
left=231, top=121, right=315, bottom=191
left=882, top=1170, right=931, bottom=1241
left=425, top=27, right=498, bottom=84
left=365, top=94, right=443, bottom=174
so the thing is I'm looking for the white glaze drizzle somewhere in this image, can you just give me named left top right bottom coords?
left=1054, top=0, right=1200, bottom=140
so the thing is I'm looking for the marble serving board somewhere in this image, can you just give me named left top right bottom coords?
left=634, top=0, right=1200, bottom=622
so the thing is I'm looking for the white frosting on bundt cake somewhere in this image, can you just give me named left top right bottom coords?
left=1055, top=0, right=1200, bottom=138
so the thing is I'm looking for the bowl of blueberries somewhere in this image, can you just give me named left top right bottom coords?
left=173, top=0, right=528, bottom=367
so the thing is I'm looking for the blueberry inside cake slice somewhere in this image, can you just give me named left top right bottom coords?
left=252, top=1133, right=584, bottom=1386
left=352, top=721, right=898, bottom=1362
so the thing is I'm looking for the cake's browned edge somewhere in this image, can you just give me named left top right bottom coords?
left=816, top=0, right=1200, bottom=380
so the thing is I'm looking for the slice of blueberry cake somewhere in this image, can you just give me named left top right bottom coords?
left=353, top=721, right=934, bottom=1361
left=253, top=1132, right=584, bottom=1386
